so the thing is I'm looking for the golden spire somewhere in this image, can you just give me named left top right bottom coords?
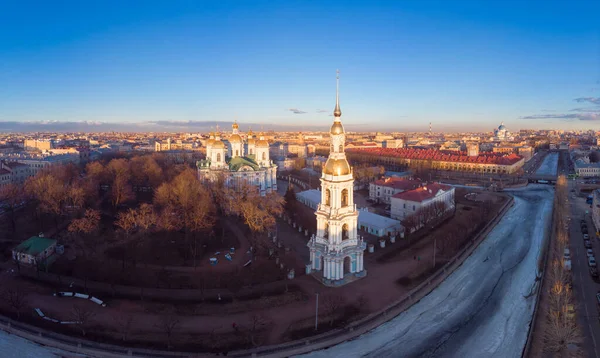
left=333, top=69, right=342, bottom=118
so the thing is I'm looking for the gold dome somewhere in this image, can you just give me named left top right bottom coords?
left=232, top=121, right=239, bottom=130
left=247, top=129, right=253, bottom=137
left=256, top=139, right=269, bottom=147
left=212, top=140, right=226, bottom=149
left=330, top=120, right=344, bottom=135
left=229, top=134, right=242, bottom=143
left=247, top=138, right=256, bottom=145
left=323, top=158, right=351, bottom=176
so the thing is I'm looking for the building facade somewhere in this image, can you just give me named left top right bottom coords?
left=368, top=177, right=422, bottom=204
left=307, top=73, right=367, bottom=285
left=390, top=183, right=455, bottom=223
left=197, top=123, right=277, bottom=196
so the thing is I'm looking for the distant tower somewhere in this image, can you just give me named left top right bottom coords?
left=229, top=120, right=243, bottom=158
left=208, top=131, right=227, bottom=169
left=467, top=142, right=479, bottom=157
left=307, top=70, right=367, bottom=285
left=246, top=129, right=256, bottom=156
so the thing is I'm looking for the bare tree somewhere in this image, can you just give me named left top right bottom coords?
left=68, top=209, right=101, bottom=258
left=71, top=304, right=96, bottom=336
left=113, top=312, right=134, bottom=341
left=248, top=314, right=267, bottom=347
left=2, top=287, right=28, bottom=319
left=155, top=312, right=180, bottom=349
left=323, top=293, right=345, bottom=326
left=0, top=184, right=25, bottom=233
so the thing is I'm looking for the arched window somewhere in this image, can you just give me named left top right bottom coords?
left=325, top=189, right=331, bottom=206
left=217, top=153, right=221, bottom=162
left=262, top=152, right=266, bottom=161
left=235, top=150, right=239, bottom=156
left=338, top=144, right=343, bottom=152
left=341, top=189, right=349, bottom=207
left=342, top=224, right=349, bottom=240
left=323, top=223, right=329, bottom=239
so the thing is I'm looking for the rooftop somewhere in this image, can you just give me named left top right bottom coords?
left=296, top=189, right=322, bottom=205
left=392, top=183, right=454, bottom=203
left=348, top=148, right=523, bottom=166
left=358, top=209, right=402, bottom=229
left=13, top=236, right=57, bottom=256
left=373, top=177, right=422, bottom=191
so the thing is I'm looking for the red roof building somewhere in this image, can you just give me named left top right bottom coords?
left=347, top=148, right=525, bottom=174
left=369, top=177, right=422, bottom=204
left=390, top=183, right=456, bottom=223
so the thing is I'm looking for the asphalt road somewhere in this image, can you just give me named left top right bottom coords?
left=568, top=181, right=600, bottom=358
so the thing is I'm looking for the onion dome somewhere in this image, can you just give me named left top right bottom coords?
left=232, top=121, right=239, bottom=130
left=256, top=132, right=269, bottom=147
left=229, top=134, right=242, bottom=143
left=323, top=157, right=351, bottom=176
left=207, top=132, right=215, bottom=146
left=212, top=140, right=226, bottom=149
left=330, top=120, right=344, bottom=135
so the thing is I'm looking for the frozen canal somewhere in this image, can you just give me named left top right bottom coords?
left=298, top=187, right=553, bottom=358
left=0, top=329, right=69, bottom=358
left=535, top=152, right=558, bottom=177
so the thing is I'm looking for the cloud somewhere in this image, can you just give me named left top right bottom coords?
left=570, top=107, right=600, bottom=113
left=288, top=108, right=307, bottom=114
left=574, top=97, right=600, bottom=105
left=316, top=109, right=328, bottom=113
left=520, top=113, right=600, bottom=121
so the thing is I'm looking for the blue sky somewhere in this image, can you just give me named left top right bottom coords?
left=1, top=0, right=599, bottom=132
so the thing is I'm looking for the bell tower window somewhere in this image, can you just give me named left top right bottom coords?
left=325, top=189, right=331, bottom=206
left=217, top=153, right=221, bottom=162
left=341, top=189, right=349, bottom=207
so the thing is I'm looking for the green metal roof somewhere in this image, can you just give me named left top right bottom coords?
left=228, top=156, right=260, bottom=171
left=14, top=237, right=56, bottom=256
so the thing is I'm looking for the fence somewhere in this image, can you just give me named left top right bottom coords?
left=2, top=195, right=515, bottom=358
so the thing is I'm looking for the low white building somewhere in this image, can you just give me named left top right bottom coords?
left=357, top=209, right=402, bottom=237
left=575, top=160, right=600, bottom=178
left=390, top=183, right=455, bottom=221
left=296, top=189, right=321, bottom=210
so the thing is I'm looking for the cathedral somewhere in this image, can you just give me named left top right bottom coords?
left=307, top=72, right=367, bottom=286
left=197, top=122, right=277, bottom=195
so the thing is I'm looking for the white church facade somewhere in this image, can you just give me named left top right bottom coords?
left=307, top=72, right=367, bottom=286
left=197, top=122, right=277, bottom=195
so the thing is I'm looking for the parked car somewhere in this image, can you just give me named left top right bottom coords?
left=583, top=228, right=589, bottom=234
left=589, top=256, right=597, bottom=267
left=564, top=248, right=571, bottom=260
left=584, top=234, right=590, bottom=240
left=585, top=240, right=593, bottom=248
left=587, top=249, right=595, bottom=257
left=582, top=223, right=588, bottom=230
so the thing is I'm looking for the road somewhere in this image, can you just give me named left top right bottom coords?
left=568, top=180, right=600, bottom=358
left=298, top=187, right=554, bottom=358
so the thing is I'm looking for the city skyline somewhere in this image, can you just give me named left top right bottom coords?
left=1, top=1, right=599, bottom=132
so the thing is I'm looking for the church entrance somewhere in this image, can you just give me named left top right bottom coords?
left=344, top=256, right=352, bottom=275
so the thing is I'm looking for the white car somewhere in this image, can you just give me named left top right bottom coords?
left=584, top=234, right=590, bottom=240
left=589, top=256, right=597, bottom=267
left=587, top=249, right=594, bottom=258
left=564, top=248, right=571, bottom=260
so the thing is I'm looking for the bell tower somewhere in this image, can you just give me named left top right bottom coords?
left=307, top=70, right=367, bottom=285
